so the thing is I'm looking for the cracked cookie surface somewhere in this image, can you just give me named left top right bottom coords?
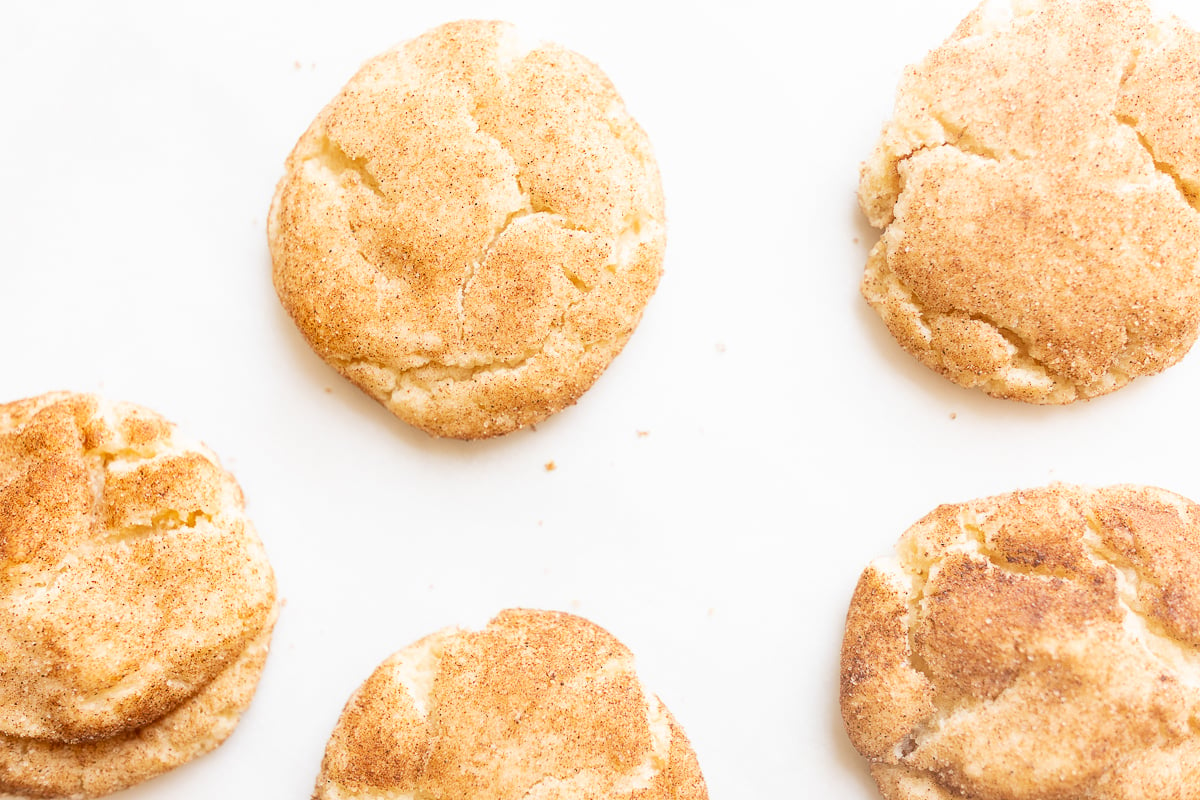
left=860, top=0, right=1200, bottom=403
left=841, top=484, right=1200, bottom=800
left=0, top=392, right=278, bottom=798
left=313, top=608, right=707, bottom=800
left=269, top=20, right=665, bottom=438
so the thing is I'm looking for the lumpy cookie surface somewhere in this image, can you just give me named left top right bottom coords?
left=860, top=0, right=1200, bottom=402
left=313, top=608, right=706, bottom=800
left=269, top=20, right=665, bottom=438
left=841, top=484, right=1200, bottom=800
left=0, top=393, right=277, bottom=798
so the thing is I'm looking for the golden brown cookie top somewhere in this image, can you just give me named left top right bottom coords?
left=860, top=0, right=1200, bottom=402
left=0, top=392, right=277, bottom=747
left=270, top=20, right=665, bottom=438
left=314, top=609, right=707, bottom=800
left=842, top=484, right=1200, bottom=800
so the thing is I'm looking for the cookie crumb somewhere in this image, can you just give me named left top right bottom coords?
left=636, top=430, right=649, bottom=438
left=949, top=412, right=957, bottom=420
left=544, top=461, right=556, bottom=472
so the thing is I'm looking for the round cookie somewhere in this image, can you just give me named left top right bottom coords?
left=0, top=392, right=278, bottom=798
left=313, top=608, right=707, bottom=800
left=269, top=20, right=665, bottom=438
left=841, top=484, right=1200, bottom=799
left=860, top=0, right=1200, bottom=403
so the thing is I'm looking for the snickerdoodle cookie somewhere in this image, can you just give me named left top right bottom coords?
left=313, top=609, right=706, bottom=800
left=0, top=392, right=278, bottom=798
left=269, top=20, right=665, bottom=438
left=842, top=484, right=1200, bottom=799
left=860, top=0, right=1200, bottom=402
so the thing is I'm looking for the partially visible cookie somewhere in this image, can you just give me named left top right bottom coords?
left=313, top=608, right=707, bottom=800
left=860, top=0, right=1200, bottom=402
left=841, top=484, right=1200, bottom=799
left=0, top=392, right=278, bottom=798
left=269, top=20, right=665, bottom=438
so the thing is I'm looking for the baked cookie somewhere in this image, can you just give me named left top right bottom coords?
left=860, top=0, right=1200, bottom=403
left=269, top=20, right=665, bottom=438
left=313, top=608, right=706, bottom=800
left=0, top=393, right=278, bottom=798
left=841, top=484, right=1200, bottom=799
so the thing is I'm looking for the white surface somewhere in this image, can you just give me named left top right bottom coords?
left=2, top=0, right=1199, bottom=797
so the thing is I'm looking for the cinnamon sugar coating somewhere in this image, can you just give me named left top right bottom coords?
left=842, top=484, right=1200, bottom=799
left=0, top=393, right=277, bottom=798
left=314, top=609, right=706, bottom=800
left=860, top=0, right=1200, bottom=402
left=269, top=20, right=665, bottom=438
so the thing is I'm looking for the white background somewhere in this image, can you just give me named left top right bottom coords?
left=2, top=0, right=1199, bottom=797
